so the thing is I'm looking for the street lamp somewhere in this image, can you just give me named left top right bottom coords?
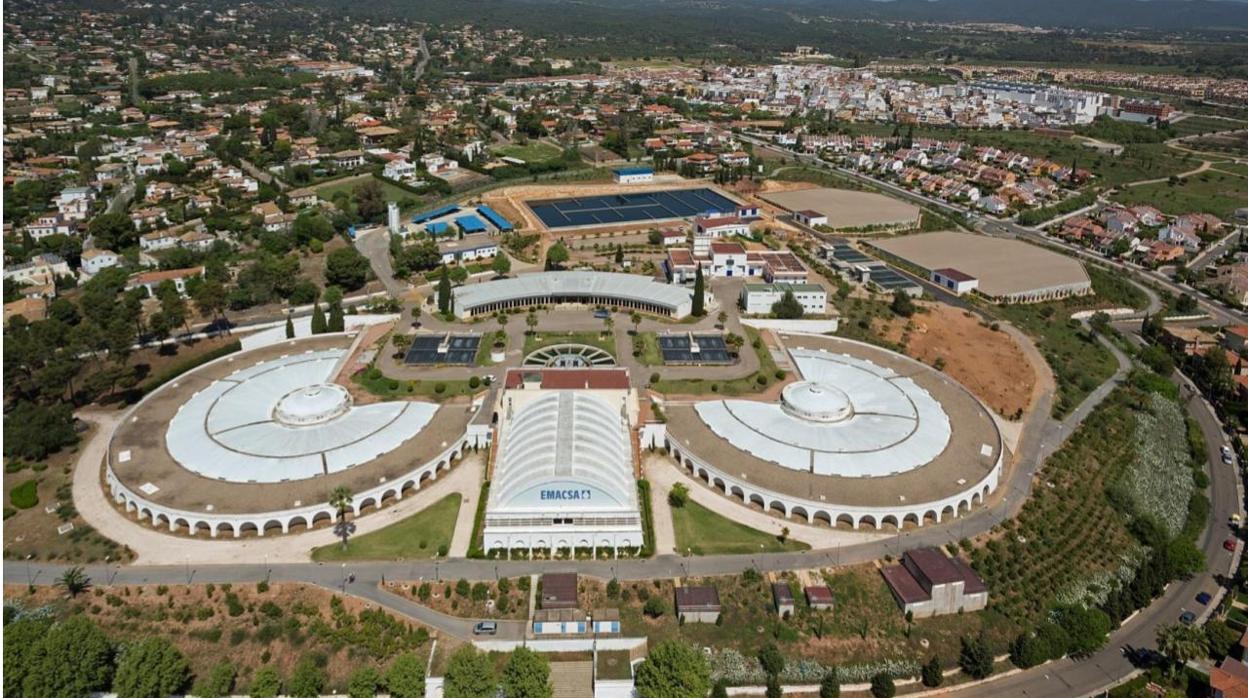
left=341, top=563, right=347, bottom=593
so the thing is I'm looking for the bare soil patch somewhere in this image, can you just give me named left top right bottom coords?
left=877, top=302, right=1037, bottom=418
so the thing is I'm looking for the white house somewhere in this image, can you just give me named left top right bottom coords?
left=612, top=166, right=654, bottom=184
left=80, top=248, right=120, bottom=277
left=932, top=268, right=979, bottom=296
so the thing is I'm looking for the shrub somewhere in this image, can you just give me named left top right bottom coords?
left=643, top=596, right=666, bottom=618
left=870, top=673, right=895, bottom=698
left=468, top=376, right=480, bottom=388
left=9, top=479, right=38, bottom=509
left=434, top=383, right=447, bottom=394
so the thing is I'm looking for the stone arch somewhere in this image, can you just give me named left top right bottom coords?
left=577, top=538, right=591, bottom=549
left=215, top=521, right=236, bottom=538
left=311, top=510, right=333, bottom=527
left=437, top=460, right=448, bottom=472
left=173, top=517, right=190, bottom=532
left=401, top=480, right=417, bottom=494
left=881, top=514, right=899, bottom=530
left=380, top=489, right=398, bottom=505
left=155, top=512, right=171, bottom=528
left=287, top=515, right=309, bottom=533
left=903, top=513, right=920, bottom=529
left=982, top=484, right=991, bottom=500
left=791, top=506, right=810, bottom=522
left=813, top=510, right=833, bottom=527
left=730, top=485, right=745, bottom=501
left=192, top=520, right=211, bottom=536
left=420, top=471, right=433, bottom=484
left=923, top=510, right=939, bottom=526
left=263, top=519, right=284, bottom=534
left=697, top=468, right=709, bottom=483
left=768, top=500, right=787, bottom=517
left=971, top=491, right=982, bottom=507
left=357, top=497, right=378, bottom=514
left=238, top=521, right=259, bottom=537
left=957, top=499, right=970, bottom=515
left=712, top=477, right=726, bottom=493
left=858, top=515, right=878, bottom=530
left=139, top=507, right=153, bottom=523
left=942, top=505, right=956, bottom=521
left=748, top=493, right=766, bottom=509
left=836, top=513, right=855, bottom=529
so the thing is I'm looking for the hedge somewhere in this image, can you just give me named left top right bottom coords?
left=638, top=479, right=655, bottom=557
left=9, top=479, right=38, bottom=510
left=467, top=480, right=491, bottom=559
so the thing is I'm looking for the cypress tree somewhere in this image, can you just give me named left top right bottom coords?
left=437, top=265, right=452, bottom=316
left=328, top=302, right=344, bottom=332
left=285, top=315, right=294, bottom=338
left=692, top=264, right=706, bottom=317
left=311, top=303, right=327, bottom=334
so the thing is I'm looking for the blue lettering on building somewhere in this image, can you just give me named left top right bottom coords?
left=540, top=489, right=592, bottom=501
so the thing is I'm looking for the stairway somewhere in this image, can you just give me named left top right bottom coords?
left=550, top=660, right=594, bottom=698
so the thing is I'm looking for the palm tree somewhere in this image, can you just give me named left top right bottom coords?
left=1156, top=623, right=1208, bottom=676
left=526, top=311, right=538, bottom=336
left=329, top=486, right=354, bottom=549
left=56, top=566, right=91, bottom=597
left=630, top=311, right=641, bottom=336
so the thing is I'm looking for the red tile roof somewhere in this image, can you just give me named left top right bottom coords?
left=503, top=368, right=630, bottom=390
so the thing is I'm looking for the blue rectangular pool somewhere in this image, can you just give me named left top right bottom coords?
left=528, top=188, right=738, bottom=229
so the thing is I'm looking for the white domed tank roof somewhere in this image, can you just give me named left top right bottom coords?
left=780, top=381, right=854, bottom=423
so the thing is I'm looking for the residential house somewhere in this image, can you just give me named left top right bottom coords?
left=80, top=248, right=120, bottom=277
left=126, top=266, right=204, bottom=297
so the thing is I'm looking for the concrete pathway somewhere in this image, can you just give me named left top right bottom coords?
left=644, top=453, right=891, bottom=549
left=73, top=409, right=483, bottom=565
left=447, top=460, right=484, bottom=558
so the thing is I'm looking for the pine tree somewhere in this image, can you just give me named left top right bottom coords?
left=691, top=264, right=706, bottom=317
left=310, top=303, right=327, bottom=334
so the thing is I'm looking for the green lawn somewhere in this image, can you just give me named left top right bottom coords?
left=493, top=142, right=563, bottom=164
left=670, top=499, right=809, bottom=556
left=352, top=367, right=487, bottom=401
left=314, top=175, right=422, bottom=212
left=1112, top=170, right=1248, bottom=218
left=1169, top=115, right=1247, bottom=139
left=311, top=494, right=461, bottom=561
left=632, top=332, right=663, bottom=366
left=522, top=330, right=617, bottom=357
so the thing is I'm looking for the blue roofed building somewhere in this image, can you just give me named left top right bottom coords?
left=613, top=166, right=654, bottom=185
left=455, top=214, right=488, bottom=234
left=426, top=221, right=451, bottom=236
left=476, top=204, right=514, bottom=233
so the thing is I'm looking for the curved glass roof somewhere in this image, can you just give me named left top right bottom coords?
left=452, top=271, right=693, bottom=315
left=490, top=391, right=637, bottom=512
left=694, top=349, right=951, bottom=477
left=165, top=350, right=437, bottom=483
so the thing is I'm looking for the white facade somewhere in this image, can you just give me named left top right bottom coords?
left=740, top=283, right=826, bottom=315
left=612, top=167, right=654, bottom=184
left=484, top=385, right=643, bottom=556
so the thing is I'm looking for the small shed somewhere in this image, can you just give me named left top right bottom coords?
left=675, top=585, right=721, bottom=624
left=540, top=572, right=579, bottom=610
left=805, top=585, right=834, bottom=610
left=772, top=583, right=795, bottom=617
left=592, top=608, right=621, bottom=634
left=533, top=608, right=586, bottom=635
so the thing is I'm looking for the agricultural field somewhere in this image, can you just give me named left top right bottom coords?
left=970, top=379, right=1200, bottom=623
left=669, top=500, right=809, bottom=555
left=311, top=494, right=461, bottom=561
left=1168, top=115, right=1247, bottom=139
left=1112, top=169, right=1248, bottom=218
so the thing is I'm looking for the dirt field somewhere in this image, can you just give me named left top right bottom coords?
left=5, top=582, right=437, bottom=690
left=876, top=302, right=1037, bottom=418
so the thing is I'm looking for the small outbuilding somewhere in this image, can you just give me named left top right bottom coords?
left=804, top=586, right=834, bottom=610
left=932, top=268, right=979, bottom=296
left=540, top=573, right=579, bottom=610
left=772, top=583, right=795, bottom=618
left=794, top=209, right=828, bottom=227
left=675, top=585, right=721, bottom=624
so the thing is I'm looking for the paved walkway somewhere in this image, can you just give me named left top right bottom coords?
left=447, top=460, right=484, bottom=558
left=72, top=409, right=483, bottom=565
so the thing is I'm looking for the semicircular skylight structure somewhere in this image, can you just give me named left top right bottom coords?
left=694, top=348, right=951, bottom=478
left=165, top=350, right=436, bottom=483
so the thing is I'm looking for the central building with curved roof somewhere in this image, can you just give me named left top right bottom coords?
left=451, top=271, right=700, bottom=319
left=484, top=368, right=643, bottom=556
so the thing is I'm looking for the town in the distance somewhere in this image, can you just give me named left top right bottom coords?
left=3, top=1, right=1248, bottom=697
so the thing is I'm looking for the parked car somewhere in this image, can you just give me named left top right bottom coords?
left=1180, top=611, right=1197, bottom=626
left=1225, top=537, right=1238, bottom=552
left=1197, top=592, right=1213, bottom=605
left=473, top=621, right=497, bottom=635
left=592, top=309, right=610, bottom=319
left=1223, top=452, right=1235, bottom=465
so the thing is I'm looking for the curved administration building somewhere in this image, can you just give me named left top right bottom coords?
left=106, top=335, right=487, bottom=537
left=663, top=334, right=1003, bottom=529
left=451, top=271, right=699, bottom=319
